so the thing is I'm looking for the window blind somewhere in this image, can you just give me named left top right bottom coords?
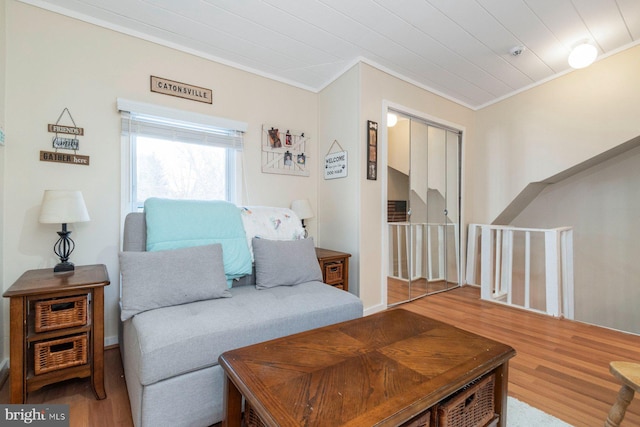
left=118, top=98, right=246, bottom=150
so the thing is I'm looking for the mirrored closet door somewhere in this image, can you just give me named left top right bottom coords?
left=387, top=111, right=461, bottom=306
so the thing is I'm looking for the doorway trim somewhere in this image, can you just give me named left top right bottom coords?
left=380, top=100, right=467, bottom=309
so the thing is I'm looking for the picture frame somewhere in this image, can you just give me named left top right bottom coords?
left=261, top=125, right=310, bottom=176
left=367, top=120, right=378, bottom=180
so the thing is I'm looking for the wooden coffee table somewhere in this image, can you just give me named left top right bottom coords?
left=219, top=308, right=515, bottom=427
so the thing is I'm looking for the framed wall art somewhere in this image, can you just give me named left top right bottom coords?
left=261, top=125, right=309, bottom=176
left=367, top=120, right=378, bottom=180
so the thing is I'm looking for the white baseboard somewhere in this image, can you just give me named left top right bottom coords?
left=105, top=335, right=119, bottom=348
left=363, top=303, right=386, bottom=316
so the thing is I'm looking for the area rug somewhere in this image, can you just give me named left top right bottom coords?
left=508, top=397, right=574, bottom=426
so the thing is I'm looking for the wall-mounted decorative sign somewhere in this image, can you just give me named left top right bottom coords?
left=40, top=108, right=90, bottom=166
left=150, top=76, right=212, bottom=104
left=261, top=125, right=309, bottom=176
left=367, top=120, right=378, bottom=180
left=324, top=140, right=347, bottom=180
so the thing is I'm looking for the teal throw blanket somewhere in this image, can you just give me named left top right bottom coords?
left=144, top=198, right=252, bottom=282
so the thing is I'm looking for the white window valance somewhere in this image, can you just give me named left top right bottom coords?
left=117, top=98, right=247, bottom=150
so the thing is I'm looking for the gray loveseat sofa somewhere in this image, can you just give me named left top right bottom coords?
left=120, top=207, right=363, bottom=427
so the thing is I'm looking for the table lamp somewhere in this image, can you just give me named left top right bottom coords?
left=291, top=199, right=314, bottom=238
left=39, top=190, right=90, bottom=272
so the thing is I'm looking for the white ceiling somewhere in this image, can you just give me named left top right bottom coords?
left=21, top=0, right=640, bottom=109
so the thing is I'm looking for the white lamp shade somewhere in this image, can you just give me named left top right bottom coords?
left=568, top=43, right=597, bottom=69
left=291, top=199, right=314, bottom=220
left=39, top=190, right=90, bottom=224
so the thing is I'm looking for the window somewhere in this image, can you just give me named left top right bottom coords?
left=119, top=99, right=246, bottom=212
left=132, top=133, right=233, bottom=209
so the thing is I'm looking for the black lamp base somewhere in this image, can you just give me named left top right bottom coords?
left=52, top=223, right=76, bottom=273
left=54, top=261, right=75, bottom=273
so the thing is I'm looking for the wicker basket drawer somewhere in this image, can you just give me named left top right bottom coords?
left=34, top=333, right=88, bottom=375
left=437, top=374, right=495, bottom=427
left=401, top=409, right=431, bottom=427
left=34, top=295, right=88, bottom=332
left=324, top=262, right=344, bottom=284
left=244, top=401, right=265, bottom=427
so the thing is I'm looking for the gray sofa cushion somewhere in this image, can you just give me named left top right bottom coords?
left=253, top=237, right=323, bottom=289
left=119, top=244, right=231, bottom=321
left=127, top=281, right=363, bottom=386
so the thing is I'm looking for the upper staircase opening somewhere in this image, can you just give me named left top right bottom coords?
left=485, top=134, right=640, bottom=335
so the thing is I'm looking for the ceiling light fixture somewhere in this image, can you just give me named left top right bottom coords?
left=568, top=42, right=597, bottom=69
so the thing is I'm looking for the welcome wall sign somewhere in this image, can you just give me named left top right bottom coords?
left=40, top=108, right=90, bottom=166
left=150, top=76, right=212, bottom=104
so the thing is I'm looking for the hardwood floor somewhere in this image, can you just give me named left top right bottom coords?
left=402, top=286, right=640, bottom=427
left=0, top=346, right=133, bottom=427
left=387, top=277, right=452, bottom=305
left=1, top=285, right=639, bottom=426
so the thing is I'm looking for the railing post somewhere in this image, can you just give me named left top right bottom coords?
left=504, top=229, right=514, bottom=304
left=524, top=231, right=531, bottom=309
left=494, top=229, right=502, bottom=298
left=561, top=229, right=575, bottom=319
left=480, top=225, right=494, bottom=300
left=544, top=230, right=561, bottom=317
left=465, top=224, right=478, bottom=285
left=414, top=224, right=422, bottom=281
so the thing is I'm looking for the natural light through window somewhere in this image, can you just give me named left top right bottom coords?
left=134, top=136, right=230, bottom=209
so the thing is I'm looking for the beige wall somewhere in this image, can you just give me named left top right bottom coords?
left=352, top=63, right=474, bottom=313
left=0, top=1, right=7, bottom=366
left=2, top=1, right=318, bottom=356
left=473, top=45, right=640, bottom=335
left=512, top=144, right=640, bottom=334
left=472, top=45, right=640, bottom=224
left=317, top=64, right=361, bottom=295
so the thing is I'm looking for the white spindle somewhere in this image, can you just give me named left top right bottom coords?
left=544, top=230, right=561, bottom=317
left=504, top=229, right=514, bottom=304
left=466, top=225, right=477, bottom=285
left=494, top=229, right=502, bottom=297
left=524, top=231, right=531, bottom=309
left=480, top=226, right=494, bottom=300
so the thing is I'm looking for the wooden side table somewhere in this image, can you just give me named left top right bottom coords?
left=2, top=264, right=110, bottom=404
left=315, top=248, right=351, bottom=291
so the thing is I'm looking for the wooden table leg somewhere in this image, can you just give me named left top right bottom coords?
left=494, top=361, right=510, bottom=427
left=9, top=297, right=26, bottom=404
left=222, top=375, right=242, bottom=427
left=604, top=384, right=634, bottom=427
left=91, top=288, right=106, bottom=399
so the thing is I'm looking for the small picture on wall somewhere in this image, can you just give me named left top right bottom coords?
left=284, top=151, right=293, bottom=166
left=268, top=128, right=282, bottom=148
left=367, top=120, right=378, bottom=180
left=297, top=153, right=306, bottom=165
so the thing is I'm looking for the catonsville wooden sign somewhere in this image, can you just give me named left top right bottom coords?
left=151, top=76, right=212, bottom=104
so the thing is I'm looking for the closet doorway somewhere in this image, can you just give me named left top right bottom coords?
left=386, top=110, right=461, bottom=306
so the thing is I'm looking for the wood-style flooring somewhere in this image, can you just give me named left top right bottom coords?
left=1, top=285, right=639, bottom=426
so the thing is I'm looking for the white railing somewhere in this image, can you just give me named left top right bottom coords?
left=388, top=222, right=459, bottom=282
left=466, top=224, right=574, bottom=318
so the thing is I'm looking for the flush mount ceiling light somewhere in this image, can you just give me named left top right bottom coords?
left=568, top=42, right=597, bottom=69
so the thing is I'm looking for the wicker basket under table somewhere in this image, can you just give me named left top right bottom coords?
left=34, top=295, right=88, bottom=332
left=437, top=374, right=496, bottom=427
left=34, top=333, right=88, bottom=375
